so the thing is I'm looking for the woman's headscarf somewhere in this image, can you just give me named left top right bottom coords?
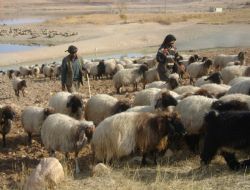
left=160, top=34, right=176, bottom=49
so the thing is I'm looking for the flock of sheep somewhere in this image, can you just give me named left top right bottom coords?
left=0, top=50, right=250, bottom=185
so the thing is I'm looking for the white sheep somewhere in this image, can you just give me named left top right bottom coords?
left=31, top=65, right=40, bottom=78
left=43, top=65, right=54, bottom=79
left=48, top=91, right=84, bottom=120
left=143, top=67, right=159, bottom=87
left=186, top=59, right=213, bottom=84
left=221, top=65, right=249, bottom=84
left=85, top=94, right=130, bottom=125
left=214, top=51, right=246, bottom=70
left=41, top=113, right=95, bottom=173
left=12, top=77, right=27, bottom=97
left=21, top=106, right=55, bottom=144
left=19, top=66, right=32, bottom=78
left=226, top=79, right=250, bottom=95
left=89, top=62, right=99, bottom=79
left=175, top=95, right=216, bottom=134
left=91, top=111, right=185, bottom=164
left=114, top=64, right=124, bottom=73
left=113, top=64, right=148, bottom=93
left=104, top=59, right=117, bottom=77
left=219, top=93, right=250, bottom=109
left=200, top=83, right=230, bottom=98
left=133, top=88, right=161, bottom=106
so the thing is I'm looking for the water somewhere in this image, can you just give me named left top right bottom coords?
left=0, top=18, right=46, bottom=25
left=0, top=44, right=43, bottom=53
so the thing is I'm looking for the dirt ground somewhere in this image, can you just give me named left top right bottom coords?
left=0, top=47, right=249, bottom=189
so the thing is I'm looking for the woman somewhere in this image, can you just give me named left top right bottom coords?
left=156, top=34, right=179, bottom=81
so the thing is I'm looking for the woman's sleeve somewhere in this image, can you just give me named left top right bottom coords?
left=156, top=49, right=166, bottom=64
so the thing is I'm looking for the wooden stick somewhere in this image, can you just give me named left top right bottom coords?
left=86, top=73, right=91, bottom=98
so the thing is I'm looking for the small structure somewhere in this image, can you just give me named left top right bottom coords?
left=209, top=7, right=223, bottom=13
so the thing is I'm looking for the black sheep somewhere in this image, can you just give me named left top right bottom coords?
left=201, top=110, right=250, bottom=170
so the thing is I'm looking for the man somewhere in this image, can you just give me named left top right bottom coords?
left=156, top=34, right=179, bottom=81
left=61, top=45, right=83, bottom=92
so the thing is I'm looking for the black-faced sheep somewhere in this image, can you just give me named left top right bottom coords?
left=85, top=94, right=130, bottom=125
left=195, top=72, right=223, bottom=87
left=113, top=64, right=148, bottom=93
left=12, top=77, right=27, bottom=97
left=0, top=105, right=15, bottom=147
left=186, top=59, right=213, bottom=84
left=214, top=51, right=246, bottom=70
left=41, top=113, right=95, bottom=173
left=91, top=111, right=186, bottom=165
left=21, top=106, right=55, bottom=144
left=48, top=92, right=84, bottom=120
left=201, top=110, right=250, bottom=170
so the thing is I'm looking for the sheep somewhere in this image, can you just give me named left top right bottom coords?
left=41, top=113, right=95, bottom=173
left=218, top=94, right=250, bottom=109
left=195, top=72, right=223, bottom=87
left=173, top=85, right=200, bottom=95
left=104, top=59, right=117, bottom=78
left=153, top=91, right=178, bottom=110
left=221, top=65, right=249, bottom=84
left=7, top=69, right=20, bottom=79
left=200, top=83, right=230, bottom=98
left=133, top=88, right=179, bottom=106
left=91, top=111, right=186, bottom=165
left=12, top=77, right=27, bottom=97
left=143, top=67, right=160, bottom=88
left=226, top=79, right=250, bottom=95
left=114, top=64, right=124, bottom=73
left=85, top=94, right=130, bottom=125
left=21, top=106, right=55, bottom=144
left=175, top=95, right=216, bottom=151
left=228, top=77, right=250, bottom=86
left=186, top=59, right=213, bottom=84
left=113, top=64, right=148, bottom=94
left=89, top=62, right=100, bottom=80
left=19, top=66, right=32, bottom=78
left=31, top=65, right=40, bottom=78
left=48, top=92, right=84, bottom=120
left=0, top=105, right=15, bottom=147
left=201, top=110, right=250, bottom=170
left=210, top=99, right=249, bottom=112
left=43, top=65, right=54, bottom=79
left=213, top=51, right=246, bottom=70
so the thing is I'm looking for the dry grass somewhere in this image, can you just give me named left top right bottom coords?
left=46, top=8, right=250, bottom=25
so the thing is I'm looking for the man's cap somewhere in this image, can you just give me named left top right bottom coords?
left=65, top=45, right=78, bottom=54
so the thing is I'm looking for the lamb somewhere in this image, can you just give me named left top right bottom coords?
left=201, top=110, right=250, bottom=170
left=85, top=94, right=130, bottom=125
left=41, top=113, right=95, bottom=173
left=0, top=105, right=15, bottom=147
left=226, top=79, right=250, bottom=95
left=186, top=59, right=213, bottom=84
left=214, top=51, right=246, bottom=70
left=195, top=72, right=223, bottom=87
left=145, top=74, right=179, bottom=90
left=200, top=83, right=230, bottom=98
left=133, top=88, right=179, bottom=106
left=91, top=111, right=186, bottom=165
left=21, top=106, right=55, bottom=144
left=12, top=77, right=27, bottom=97
left=48, top=92, right=84, bottom=120
left=113, top=64, right=148, bottom=93
left=19, top=66, right=32, bottom=78
left=221, top=65, right=249, bottom=84
left=175, top=95, right=216, bottom=151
